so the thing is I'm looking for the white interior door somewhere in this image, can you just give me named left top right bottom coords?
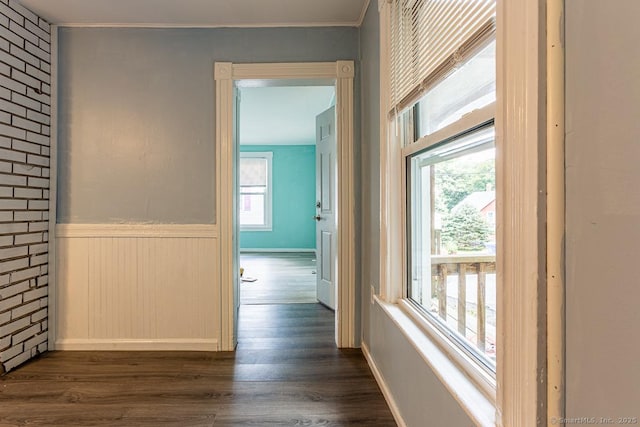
left=315, top=106, right=337, bottom=310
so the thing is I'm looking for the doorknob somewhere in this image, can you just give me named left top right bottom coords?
left=313, top=215, right=322, bottom=221
left=316, top=201, right=321, bottom=208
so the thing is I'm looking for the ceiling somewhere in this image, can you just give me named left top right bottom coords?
left=239, top=86, right=335, bottom=146
left=18, top=0, right=369, bottom=27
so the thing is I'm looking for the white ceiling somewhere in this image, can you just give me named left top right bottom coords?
left=18, top=0, right=369, bottom=27
left=239, top=86, right=335, bottom=146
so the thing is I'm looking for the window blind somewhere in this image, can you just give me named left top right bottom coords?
left=239, top=158, right=267, bottom=186
left=389, top=0, right=496, bottom=114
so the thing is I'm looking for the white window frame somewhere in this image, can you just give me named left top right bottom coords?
left=239, top=151, right=273, bottom=231
left=377, top=0, right=554, bottom=425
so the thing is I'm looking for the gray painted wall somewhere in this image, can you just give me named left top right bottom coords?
left=57, top=27, right=359, bottom=223
left=358, top=4, right=473, bottom=426
left=566, top=0, right=640, bottom=418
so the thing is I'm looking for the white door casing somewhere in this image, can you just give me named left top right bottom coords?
left=315, top=106, right=337, bottom=310
left=215, top=61, right=356, bottom=349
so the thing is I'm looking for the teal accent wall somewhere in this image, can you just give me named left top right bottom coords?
left=240, top=145, right=316, bottom=250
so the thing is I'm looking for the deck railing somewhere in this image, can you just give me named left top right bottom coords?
left=431, top=254, right=496, bottom=351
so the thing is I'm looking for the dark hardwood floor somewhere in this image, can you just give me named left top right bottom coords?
left=240, top=252, right=317, bottom=305
left=0, top=303, right=397, bottom=426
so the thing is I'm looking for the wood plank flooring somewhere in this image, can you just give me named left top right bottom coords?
left=240, top=252, right=317, bottom=305
left=0, top=303, right=397, bottom=426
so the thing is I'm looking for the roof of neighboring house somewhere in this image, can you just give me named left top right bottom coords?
left=453, top=190, right=495, bottom=213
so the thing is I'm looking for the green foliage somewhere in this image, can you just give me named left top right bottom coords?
left=441, top=204, right=490, bottom=252
left=435, top=159, right=495, bottom=212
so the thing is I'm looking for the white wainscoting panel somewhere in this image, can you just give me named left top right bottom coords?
left=55, top=224, right=219, bottom=351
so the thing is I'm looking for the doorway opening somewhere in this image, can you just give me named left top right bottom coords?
left=237, top=85, right=335, bottom=308
left=214, top=61, right=356, bottom=350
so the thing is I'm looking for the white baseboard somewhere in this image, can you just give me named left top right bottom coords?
left=55, top=338, right=218, bottom=351
left=362, top=341, right=407, bottom=427
left=240, top=248, right=316, bottom=253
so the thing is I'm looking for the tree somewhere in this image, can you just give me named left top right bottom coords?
left=435, top=158, right=495, bottom=212
left=441, top=204, right=490, bottom=252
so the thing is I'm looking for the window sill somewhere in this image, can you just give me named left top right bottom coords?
left=374, top=295, right=496, bottom=427
left=239, top=227, right=272, bottom=232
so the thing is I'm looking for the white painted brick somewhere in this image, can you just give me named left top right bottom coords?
left=8, top=0, right=38, bottom=25
left=0, top=73, right=26, bottom=94
left=27, top=222, right=47, bottom=232
left=0, top=222, right=27, bottom=233
left=3, top=349, right=30, bottom=371
left=23, top=285, right=45, bottom=302
left=0, top=135, right=10, bottom=148
left=25, top=87, right=47, bottom=104
left=41, top=105, right=50, bottom=115
left=0, top=310, right=10, bottom=325
left=28, top=243, right=46, bottom=254
left=0, top=122, right=26, bottom=140
left=42, top=211, right=48, bottom=220
left=9, top=47, right=40, bottom=73
left=0, top=146, right=26, bottom=162
left=25, top=132, right=47, bottom=146
left=0, top=86, right=9, bottom=101
left=0, top=335, right=10, bottom=350
left=0, top=3, right=24, bottom=25
left=0, top=274, right=9, bottom=286
left=0, top=25, right=24, bottom=47
left=43, top=189, right=48, bottom=198
left=0, top=10, right=7, bottom=26
left=0, top=280, right=28, bottom=299
left=11, top=299, right=38, bottom=319
left=14, top=232, right=41, bottom=245
left=0, top=343, right=22, bottom=361
left=29, top=253, right=46, bottom=266
left=12, top=116, right=40, bottom=134
left=42, top=231, right=47, bottom=242
left=0, top=48, right=26, bottom=71
left=39, top=263, right=46, bottom=274
left=40, top=318, right=46, bottom=330
left=0, top=111, right=9, bottom=125
left=26, top=153, right=47, bottom=166
left=41, top=167, right=48, bottom=177
left=39, top=61, right=50, bottom=74
left=0, top=257, right=27, bottom=273
left=11, top=323, right=39, bottom=345
left=0, top=295, right=23, bottom=316
left=30, top=307, right=45, bottom=322
left=2, top=99, right=27, bottom=117
left=0, top=245, right=27, bottom=260
left=25, top=41, right=49, bottom=63
left=11, top=91, right=40, bottom=110
left=42, top=83, right=49, bottom=95
left=25, top=64, right=49, bottom=84
left=37, top=18, right=49, bottom=34
left=14, top=187, right=41, bottom=198
left=24, top=19, right=48, bottom=42
left=10, top=266, right=38, bottom=283
left=26, top=109, right=48, bottom=125
left=24, top=330, right=46, bottom=349
left=38, top=38, right=49, bottom=53
left=0, top=161, right=10, bottom=174
left=27, top=176, right=47, bottom=189
left=36, top=274, right=46, bottom=286
left=27, top=199, right=47, bottom=210
left=40, top=146, right=49, bottom=156
left=14, top=211, right=39, bottom=221
left=13, top=163, right=41, bottom=177
left=0, top=62, right=8, bottom=77
left=37, top=341, right=46, bottom=353
left=0, top=235, right=13, bottom=246
left=13, top=139, right=41, bottom=153
left=0, top=198, right=26, bottom=209
left=0, top=173, right=26, bottom=186
left=0, top=211, right=12, bottom=221
left=8, top=19, right=37, bottom=43
left=0, top=37, right=7, bottom=53
left=0, top=185, right=11, bottom=197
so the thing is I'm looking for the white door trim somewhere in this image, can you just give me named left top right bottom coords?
left=214, top=61, right=356, bottom=350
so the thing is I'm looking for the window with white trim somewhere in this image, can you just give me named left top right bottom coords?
left=389, top=0, right=497, bottom=379
left=239, top=152, right=272, bottom=231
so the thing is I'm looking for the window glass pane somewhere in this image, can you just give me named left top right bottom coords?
left=239, top=194, right=265, bottom=225
left=408, top=126, right=496, bottom=371
left=417, top=41, right=496, bottom=138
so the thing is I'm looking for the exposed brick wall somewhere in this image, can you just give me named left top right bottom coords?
left=0, top=0, right=50, bottom=374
